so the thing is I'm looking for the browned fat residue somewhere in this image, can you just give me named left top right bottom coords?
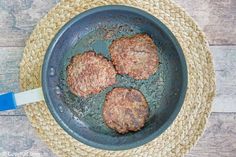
left=103, top=29, right=116, bottom=40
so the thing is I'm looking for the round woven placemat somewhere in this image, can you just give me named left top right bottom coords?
left=19, top=0, right=215, bottom=156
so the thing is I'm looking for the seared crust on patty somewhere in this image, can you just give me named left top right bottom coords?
left=103, top=87, right=149, bottom=134
left=67, top=51, right=117, bottom=97
left=109, top=34, right=159, bottom=80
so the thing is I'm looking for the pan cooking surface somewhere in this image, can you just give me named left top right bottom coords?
left=42, top=5, right=187, bottom=150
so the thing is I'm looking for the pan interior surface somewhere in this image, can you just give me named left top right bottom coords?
left=42, top=5, right=187, bottom=150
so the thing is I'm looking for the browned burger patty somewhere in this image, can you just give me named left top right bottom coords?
left=67, top=51, right=116, bottom=97
left=103, top=88, right=149, bottom=134
left=109, top=34, right=159, bottom=80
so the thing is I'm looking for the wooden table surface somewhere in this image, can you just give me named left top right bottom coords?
left=0, top=0, right=235, bottom=156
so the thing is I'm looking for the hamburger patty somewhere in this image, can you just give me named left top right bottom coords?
left=109, top=34, right=159, bottom=80
left=103, top=88, right=149, bottom=134
left=67, top=51, right=116, bottom=97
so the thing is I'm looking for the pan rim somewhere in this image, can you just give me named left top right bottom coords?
left=42, top=5, right=188, bottom=150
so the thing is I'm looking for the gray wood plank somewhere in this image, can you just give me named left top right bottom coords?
left=186, top=113, right=236, bottom=157
left=0, top=47, right=25, bottom=116
left=0, top=113, right=235, bottom=157
left=175, top=0, right=236, bottom=45
left=0, top=0, right=235, bottom=46
left=211, top=46, right=236, bottom=112
left=0, top=0, right=58, bottom=47
left=0, top=47, right=22, bottom=93
left=0, top=116, right=56, bottom=157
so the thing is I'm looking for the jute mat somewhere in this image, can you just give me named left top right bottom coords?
left=19, top=0, right=216, bottom=156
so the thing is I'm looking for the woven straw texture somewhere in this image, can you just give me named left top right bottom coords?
left=19, top=0, right=215, bottom=156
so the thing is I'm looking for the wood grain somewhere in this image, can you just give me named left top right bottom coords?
left=175, top=0, right=236, bottom=45
left=0, top=113, right=235, bottom=157
left=0, top=0, right=235, bottom=46
left=0, top=0, right=235, bottom=156
left=212, top=46, right=236, bottom=112
left=186, top=113, right=236, bottom=157
left=0, top=116, right=56, bottom=157
left=0, top=0, right=58, bottom=47
left=0, top=47, right=22, bottom=93
left=0, top=47, right=25, bottom=116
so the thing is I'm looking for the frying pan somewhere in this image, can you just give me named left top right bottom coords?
left=0, top=5, right=187, bottom=150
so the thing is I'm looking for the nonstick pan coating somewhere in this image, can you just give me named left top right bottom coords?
left=42, top=5, right=187, bottom=150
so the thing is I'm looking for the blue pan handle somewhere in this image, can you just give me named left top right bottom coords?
left=0, top=92, right=17, bottom=111
left=0, top=88, right=44, bottom=111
